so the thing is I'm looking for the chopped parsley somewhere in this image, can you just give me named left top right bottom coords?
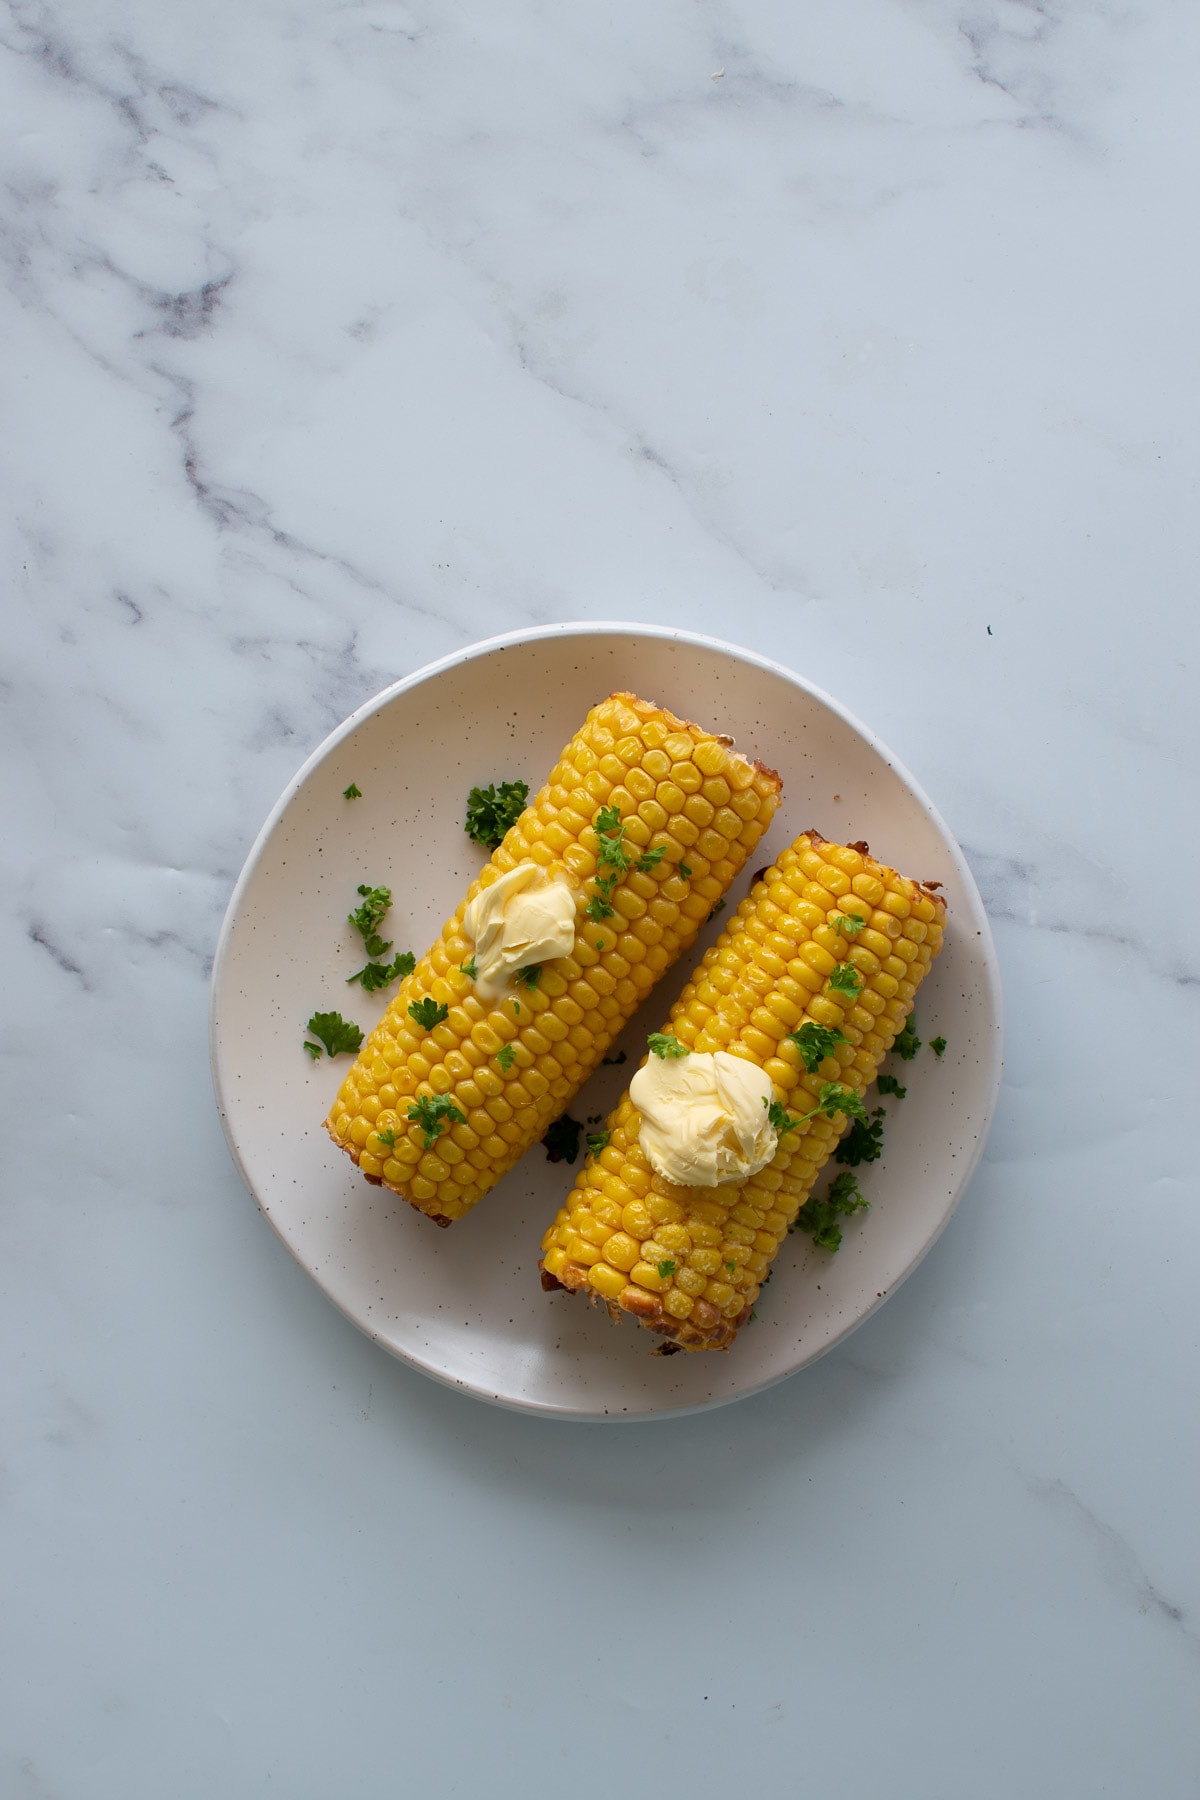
left=601, top=1050, right=626, bottom=1066
left=657, top=1259, right=677, bottom=1279
left=826, top=963, right=862, bottom=998
left=894, top=1016, right=921, bottom=1060
left=464, top=780, right=529, bottom=850
left=407, top=1094, right=465, bottom=1148
left=343, top=782, right=362, bottom=799
left=375, top=1126, right=398, bottom=1149
left=790, top=1083, right=869, bottom=1129
left=408, top=997, right=449, bottom=1031
left=586, top=804, right=636, bottom=919
left=496, top=1043, right=516, bottom=1071
left=303, top=1041, right=323, bottom=1060
left=304, top=1011, right=364, bottom=1058
left=460, top=957, right=478, bottom=979
left=543, top=1114, right=582, bottom=1164
left=788, top=1021, right=846, bottom=1074
left=725, top=1260, right=737, bottom=1275
left=585, top=876, right=618, bottom=923
left=516, top=964, right=542, bottom=990
left=348, top=884, right=394, bottom=959
left=930, top=1035, right=947, bottom=1058
left=876, top=1074, right=906, bottom=1099
left=766, top=1097, right=802, bottom=1138
left=792, top=1171, right=869, bottom=1252
left=707, top=899, right=726, bottom=922
left=678, top=862, right=692, bottom=880
left=347, top=950, right=415, bottom=992
left=586, top=1129, right=610, bottom=1156
left=834, top=912, right=865, bottom=937
left=834, top=1106, right=885, bottom=1166
left=648, top=1032, right=689, bottom=1059
left=637, top=845, right=667, bottom=872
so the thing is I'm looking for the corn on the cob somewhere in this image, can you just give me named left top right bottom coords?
left=539, top=831, right=946, bottom=1348
left=325, top=693, right=781, bottom=1225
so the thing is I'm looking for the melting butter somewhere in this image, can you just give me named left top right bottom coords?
left=462, top=864, right=577, bottom=1000
left=629, top=1049, right=778, bottom=1188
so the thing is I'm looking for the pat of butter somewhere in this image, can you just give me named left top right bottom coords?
left=462, top=864, right=577, bottom=1000
left=629, top=1049, right=777, bottom=1188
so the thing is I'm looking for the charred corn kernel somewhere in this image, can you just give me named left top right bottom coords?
left=540, top=831, right=946, bottom=1349
left=326, top=694, right=780, bottom=1225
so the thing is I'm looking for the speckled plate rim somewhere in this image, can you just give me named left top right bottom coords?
left=210, top=621, right=1004, bottom=1419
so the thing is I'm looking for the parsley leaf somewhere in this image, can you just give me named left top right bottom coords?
left=788, top=1083, right=869, bottom=1129
left=894, top=1016, right=921, bottom=1060
left=876, top=1074, right=906, bottom=1099
left=834, top=911, right=866, bottom=937
left=792, top=1171, right=869, bottom=1252
left=678, top=862, right=692, bottom=879
left=826, top=963, right=862, bottom=998
left=407, top=1094, right=465, bottom=1148
left=408, top=998, right=449, bottom=1031
left=375, top=1126, right=398, bottom=1149
left=834, top=1106, right=885, bottom=1166
left=347, top=950, right=415, bottom=992
left=543, top=1114, right=582, bottom=1164
left=460, top=957, right=477, bottom=979
left=766, top=1098, right=802, bottom=1138
left=594, top=805, right=633, bottom=873
left=788, top=1021, right=846, bottom=1074
left=657, top=1259, right=676, bottom=1279
left=343, top=782, right=362, bottom=799
left=725, top=1260, right=737, bottom=1275
left=304, top=1011, right=364, bottom=1057
left=349, top=884, right=392, bottom=951
left=516, top=964, right=542, bottom=990
left=707, top=899, right=726, bottom=922
left=464, top=780, right=529, bottom=850
left=496, top=1043, right=516, bottom=1072
left=648, top=1032, right=689, bottom=1059
left=586, top=1130, right=610, bottom=1156
left=930, top=1035, right=947, bottom=1058
left=303, top=1041, right=323, bottom=1060
left=637, top=845, right=667, bottom=872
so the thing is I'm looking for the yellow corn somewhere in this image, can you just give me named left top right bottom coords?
left=325, top=693, right=781, bottom=1224
left=539, top=831, right=946, bottom=1348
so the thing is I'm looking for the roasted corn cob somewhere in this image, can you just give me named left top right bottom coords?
left=326, top=693, right=782, bottom=1224
left=539, top=831, right=946, bottom=1348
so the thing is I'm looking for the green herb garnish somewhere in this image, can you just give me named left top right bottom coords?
left=834, top=1106, right=885, bottom=1166
left=707, top=899, right=726, bottom=922
left=648, top=1033, right=689, bottom=1059
left=464, top=780, right=529, bottom=850
left=637, top=846, right=667, bottom=872
left=601, top=1050, right=626, bottom=1066
left=407, top=1094, right=466, bottom=1148
left=792, top=1171, right=869, bottom=1252
left=788, top=1021, right=846, bottom=1074
left=586, top=1130, right=610, bottom=1157
left=304, top=1011, right=364, bottom=1058
left=375, top=1126, right=398, bottom=1149
left=349, top=884, right=393, bottom=958
left=303, top=1041, right=323, bottom=1060
left=543, top=1114, right=582, bottom=1164
left=725, top=1260, right=737, bottom=1275
left=496, top=1043, right=516, bottom=1072
left=343, top=782, right=362, bottom=799
left=766, top=1097, right=802, bottom=1138
left=894, top=1016, right=921, bottom=1060
left=834, top=912, right=865, bottom=937
left=408, top=998, right=449, bottom=1031
left=460, top=957, right=477, bottom=979
left=876, top=1074, right=906, bottom=1099
left=930, top=1036, right=947, bottom=1058
left=678, top=862, right=692, bottom=879
left=788, top=1083, right=869, bottom=1130
left=826, top=963, right=862, bottom=998
left=347, top=950, right=415, bottom=992
left=657, top=1259, right=677, bottom=1279
left=516, top=964, right=542, bottom=990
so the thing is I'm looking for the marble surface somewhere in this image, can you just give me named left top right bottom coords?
left=3, top=2, right=1197, bottom=1794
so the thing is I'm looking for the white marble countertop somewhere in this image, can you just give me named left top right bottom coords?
left=4, top=2, right=1198, bottom=1794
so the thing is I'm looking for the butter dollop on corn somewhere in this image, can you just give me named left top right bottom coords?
left=629, top=1049, right=777, bottom=1188
left=462, top=863, right=577, bottom=999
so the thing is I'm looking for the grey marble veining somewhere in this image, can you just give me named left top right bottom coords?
left=3, top=3, right=1198, bottom=1795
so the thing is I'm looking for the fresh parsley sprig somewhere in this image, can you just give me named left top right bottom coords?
left=407, top=1094, right=465, bottom=1148
left=792, top=1171, right=869, bottom=1252
left=496, top=1043, right=516, bottom=1072
left=408, top=998, right=449, bottom=1031
left=876, top=1074, right=906, bottom=1099
left=788, top=1021, right=846, bottom=1074
left=348, top=950, right=415, bottom=992
left=930, top=1036, right=947, bottom=1058
left=894, top=1016, right=921, bottom=1059
left=826, top=962, right=862, bottom=999
left=464, top=781, right=529, bottom=851
left=834, top=1106, right=885, bottom=1166
left=343, top=782, right=362, bottom=799
left=304, top=1011, right=364, bottom=1058
left=348, top=884, right=393, bottom=959
left=586, top=1129, right=610, bottom=1157
left=516, top=964, right=542, bottom=990
left=648, top=1032, right=689, bottom=1059
left=765, top=1097, right=803, bottom=1139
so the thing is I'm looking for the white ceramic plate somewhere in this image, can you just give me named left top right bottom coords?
left=210, top=623, right=1002, bottom=1418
